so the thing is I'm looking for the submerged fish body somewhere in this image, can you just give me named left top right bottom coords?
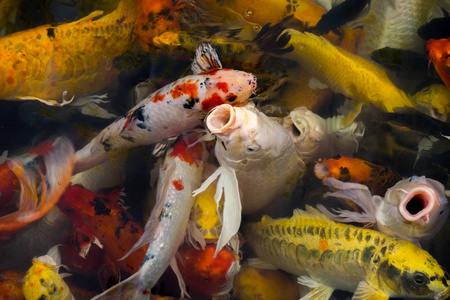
left=92, top=132, right=208, bottom=299
left=74, top=43, right=257, bottom=173
left=244, top=206, right=450, bottom=299
left=22, top=245, right=73, bottom=300
left=320, top=176, right=449, bottom=244
left=427, top=38, right=450, bottom=88
left=0, top=0, right=136, bottom=105
left=314, top=156, right=401, bottom=195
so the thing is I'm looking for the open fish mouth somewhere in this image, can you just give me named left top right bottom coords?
left=398, top=186, right=437, bottom=224
left=206, top=104, right=236, bottom=135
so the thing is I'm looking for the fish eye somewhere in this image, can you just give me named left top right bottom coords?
left=247, top=145, right=260, bottom=152
left=413, top=272, right=428, bottom=285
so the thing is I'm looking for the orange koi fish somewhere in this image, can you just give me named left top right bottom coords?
left=57, top=184, right=146, bottom=275
left=0, top=0, right=136, bottom=105
left=74, top=43, right=256, bottom=173
left=314, top=156, right=401, bottom=195
left=0, top=137, right=74, bottom=238
left=0, top=159, right=20, bottom=208
left=0, top=270, right=24, bottom=300
left=176, top=244, right=240, bottom=299
left=427, top=38, right=450, bottom=88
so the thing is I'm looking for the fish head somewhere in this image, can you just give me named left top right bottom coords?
left=377, top=241, right=450, bottom=299
left=206, top=103, right=293, bottom=171
left=201, top=69, right=257, bottom=111
left=282, top=106, right=326, bottom=161
left=387, top=176, right=449, bottom=232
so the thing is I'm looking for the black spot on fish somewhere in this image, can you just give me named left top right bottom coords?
left=183, top=97, right=198, bottom=109
left=101, top=139, right=113, bottom=152
left=157, top=8, right=171, bottom=17
left=373, top=236, right=380, bottom=246
left=306, top=226, right=314, bottom=235
left=122, top=135, right=135, bottom=143
left=362, top=246, right=376, bottom=264
left=365, top=234, right=372, bottom=242
left=380, top=246, right=387, bottom=256
left=339, top=167, right=351, bottom=181
left=38, top=295, right=48, bottom=300
left=334, top=228, right=339, bottom=239
left=357, top=231, right=363, bottom=241
left=39, top=278, right=46, bottom=285
left=315, top=227, right=320, bottom=235
left=287, top=227, right=291, bottom=235
left=117, top=15, right=126, bottom=24
left=352, top=249, right=361, bottom=261
left=296, top=244, right=308, bottom=264
left=147, top=12, right=154, bottom=23
left=130, top=224, right=140, bottom=234
left=120, top=211, right=131, bottom=225
left=344, top=227, right=351, bottom=240
left=91, top=197, right=112, bottom=215
left=49, top=284, right=57, bottom=295
left=274, top=225, right=281, bottom=236
left=63, top=207, right=74, bottom=214
left=226, top=95, right=237, bottom=103
left=46, top=27, right=55, bottom=38
left=319, top=228, right=326, bottom=239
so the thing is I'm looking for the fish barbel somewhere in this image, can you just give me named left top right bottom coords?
left=74, top=43, right=257, bottom=173
left=244, top=206, right=450, bottom=300
left=0, top=0, right=136, bottom=105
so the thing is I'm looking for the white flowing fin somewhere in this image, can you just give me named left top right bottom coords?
left=91, top=270, right=144, bottom=300
left=247, top=258, right=279, bottom=270
left=170, top=257, right=190, bottom=299
left=352, top=281, right=389, bottom=300
left=298, top=276, right=334, bottom=300
left=186, top=220, right=206, bottom=250
left=212, top=166, right=241, bottom=258
left=191, top=42, right=223, bottom=75
left=319, top=177, right=377, bottom=224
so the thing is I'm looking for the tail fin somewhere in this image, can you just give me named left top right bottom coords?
left=0, top=137, right=75, bottom=238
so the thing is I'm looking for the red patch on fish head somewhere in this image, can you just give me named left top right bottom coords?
left=151, top=90, right=166, bottom=103
left=172, top=179, right=184, bottom=191
left=201, top=92, right=225, bottom=111
left=169, top=80, right=199, bottom=99
left=168, top=136, right=204, bottom=165
left=216, top=82, right=228, bottom=93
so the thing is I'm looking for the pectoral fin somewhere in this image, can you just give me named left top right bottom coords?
left=352, top=281, right=389, bottom=300
left=341, top=102, right=363, bottom=126
left=298, top=276, right=334, bottom=300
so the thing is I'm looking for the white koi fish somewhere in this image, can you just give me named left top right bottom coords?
left=74, top=42, right=257, bottom=173
left=91, top=132, right=208, bottom=300
left=194, top=103, right=306, bottom=257
left=318, top=176, right=449, bottom=245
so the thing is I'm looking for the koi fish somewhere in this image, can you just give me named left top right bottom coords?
left=194, top=103, right=306, bottom=257
left=0, top=137, right=74, bottom=238
left=176, top=244, right=240, bottom=298
left=57, top=184, right=146, bottom=275
left=314, top=156, right=401, bottom=195
left=254, top=23, right=416, bottom=125
left=358, top=0, right=438, bottom=58
left=318, top=176, right=449, bottom=244
left=92, top=132, right=208, bottom=299
left=0, top=270, right=24, bottom=299
left=74, top=42, right=257, bottom=173
left=427, top=38, right=450, bottom=88
left=233, top=266, right=300, bottom=300
left=413, top=84, right=450, bottom=122
left=0, top=0, right=136, bottom=105
left=244, top=206, right=450, bottom=300
left=22, top=245, right=74, bottom=300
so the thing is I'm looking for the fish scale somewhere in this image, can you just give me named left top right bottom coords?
left=244, top=206, right=450, bottom=299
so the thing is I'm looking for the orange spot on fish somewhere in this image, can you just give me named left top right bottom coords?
left=152, top=91, right=166, bottom=103
left=216, top=82, right=228, bottom=93
left=170, top=80, right=199, bottom=99
left=201, top=93, right=225, bottom=111
left=319, top=239, right=328, bottom=252
left=6, top=76, right=14, bottom=85
left=173, top=179, right=184, bottom=190
left=168, top=138, right=203, bottom=165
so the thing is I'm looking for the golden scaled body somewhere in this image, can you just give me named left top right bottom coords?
left=244, top=207, right=450, bottom=299
left=0, top=0, right=136, bottom=105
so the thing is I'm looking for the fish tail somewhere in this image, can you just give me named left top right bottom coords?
left=0, top=137, right=75, bottom=237
left=253, top=16, right=296, bottom=55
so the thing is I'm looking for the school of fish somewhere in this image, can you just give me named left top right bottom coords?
left=0, top=0, right=449, bottom=299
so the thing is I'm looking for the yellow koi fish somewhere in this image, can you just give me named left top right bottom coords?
left=244, top=206, right=450, bottom=300
left=255, top=25, right=416, bottom=125
left=23, top=245, right=73, bottom=300
left=0, top=0, right=136, bottom=105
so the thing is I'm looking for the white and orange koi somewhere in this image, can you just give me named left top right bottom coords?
left=0, top=137, right=75, bottom=238
left=194, top=103, right=306, bottom=257
left=92, top=132, right=208, bottom=299
left=318, top=176, right=449, bottom=245
left=74, top=43, right=257, bottom=173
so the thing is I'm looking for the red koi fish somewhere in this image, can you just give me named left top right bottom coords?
left=427, top=38, right=450, bottom=88
left=74, top=42, right=257, bottom=173
left=57, top=184, right=147, bottom=275
left=0, top=160, right=20, bottom=208
left=314, top=156, right=401, bottom=195
left=0, top=137, right=74, bottom=238
left=176, top=244, right=240, bottom=299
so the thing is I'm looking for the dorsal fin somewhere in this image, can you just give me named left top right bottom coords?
left=191, top=43, right=223, bottom=74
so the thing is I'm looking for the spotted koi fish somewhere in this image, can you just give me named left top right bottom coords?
left=0, top=0, right=135, bottom=105
left=74, top=42, right=257, bottom=173
left=57, top=184, right=146, bottom=276
left=244, top=206, right=450, bottom=300
left=92, top=132, right=208, bottom=299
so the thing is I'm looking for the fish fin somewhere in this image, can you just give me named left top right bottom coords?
left=308, top=77, right=329, bottom=90
left=320, top=177, right=377, bottom=224
left=341, top=102, right=363, bottom=127
left=213, top=166, right=241, bottom=258
left=70, top=94, right=118, bottom=119
left=191, top=42, right=223, bottom=74
left=298, top=276, right=334, bottom=300
left=170, top=257, right=190, bottom=299
left=247, top=258, right=279, bottom=270
left=186, top=220, right=206, bottom=250
left=352, top=281, right=389, bottom=300
left=91, top=270, right=143, bottom=300
left=2, top=137, right=74, bottom=236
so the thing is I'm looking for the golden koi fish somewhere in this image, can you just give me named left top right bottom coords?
left=255, top=25, right=416, bottom=125
left=244, top=206, right=450, bottom=300
left=0, top=0, right=136, bottom=105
